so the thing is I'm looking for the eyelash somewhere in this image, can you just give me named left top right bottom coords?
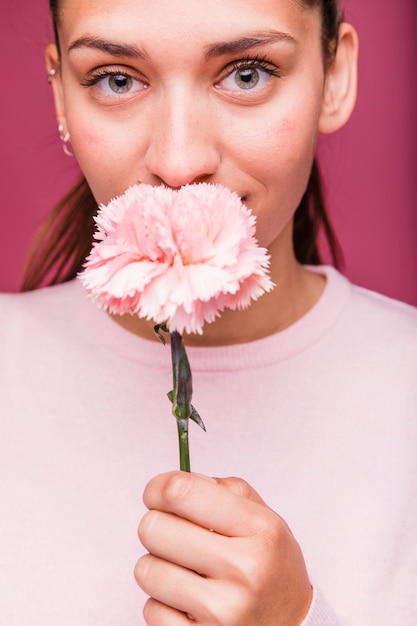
left=226, top=55, right=282, bottom=79
left=79, top=55, right=282, bottom=92
left=80, top=67, right=141, bottom=88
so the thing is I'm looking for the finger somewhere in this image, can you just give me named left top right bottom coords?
left=138, top=508, right=238, bottom=578
left=214, top=477, right=290, bottom=528
left=213, top=476, right=267, bottom=506
left=137, top=553, right=247, bottom=625
left=139, top=509, right=213, bottom=572
left=143, top=472, right=279, bottom=537
left=135, top=553, right=212, bottom=619
left=143, top=597, right=194, bottom=626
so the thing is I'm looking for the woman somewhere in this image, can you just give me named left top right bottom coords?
left=1, top=0, right=416, bottom=624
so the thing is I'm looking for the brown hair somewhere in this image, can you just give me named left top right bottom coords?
left=21, top=0, right=343, bottom=291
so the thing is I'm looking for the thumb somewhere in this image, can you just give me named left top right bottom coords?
left=213, top=476, right=268, bottom=507
left=212, top=477, right=295, bottom=534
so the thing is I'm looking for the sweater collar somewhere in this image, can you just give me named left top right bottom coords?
left=74, top=266, right=352, bottom=372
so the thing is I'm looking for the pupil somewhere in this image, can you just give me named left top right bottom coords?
left=240, top=70, right=253, bottom=83
left=236, top=68, right=259, bottom=89
left=115, top=76, right=127, bottom=87
left=110, top=75, right=131, bottom=92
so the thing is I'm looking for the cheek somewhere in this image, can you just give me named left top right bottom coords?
left=249, top=105, right=318, bottom=177
left=68, top=119, right=138, bottom=203
left=243, top=109, right=319, bottom=247
left=68, top=119, right=107, bottom=168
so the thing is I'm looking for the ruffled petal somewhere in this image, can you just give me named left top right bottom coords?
left=79, top=182, right=274, bottom=334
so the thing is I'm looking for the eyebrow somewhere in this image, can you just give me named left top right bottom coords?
left=68, top=36, right=148, bottom=59
left=204, top=32, right=297, bottom=58
left=67, top=31, right=296, bottom=60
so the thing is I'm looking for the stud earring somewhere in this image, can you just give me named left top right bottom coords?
left=47, top=68, right=57, bottom=83
left=58, top=124, right=74, bottom=157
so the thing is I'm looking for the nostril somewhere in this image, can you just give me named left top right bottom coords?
left=156, top=173, right=215, bottom=191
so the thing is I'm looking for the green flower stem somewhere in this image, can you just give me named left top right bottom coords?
left=154, top=326, right=205, bottom=472
left=176, top=418, right=191, bottom=472
left=170, top=331, right=192, bottom=472
left=170, top=331, right=193, bottom=420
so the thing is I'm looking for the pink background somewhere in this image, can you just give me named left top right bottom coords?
left=1, top=0, right=416, bottom=305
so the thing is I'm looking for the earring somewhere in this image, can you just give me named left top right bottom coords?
left=47, top=68, right=57, bottom=83
left=58, top=124, right=74, bottom=157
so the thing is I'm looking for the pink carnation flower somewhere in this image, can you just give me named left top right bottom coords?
left=80, top=183, right=274, bottom=335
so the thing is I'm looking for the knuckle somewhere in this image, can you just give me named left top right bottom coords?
left=162, top=470, right=194, bottom=504
left=220, top=542, right=266, bottom=592
left=243, top=550, right=264, bottom=584
left=239, top=546, right=271, bottom=593
left=257, top=509, right=288, bottom=547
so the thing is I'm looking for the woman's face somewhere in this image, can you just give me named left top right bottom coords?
left=50, top=0, right=327, bottom=248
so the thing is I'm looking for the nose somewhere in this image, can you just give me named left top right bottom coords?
left=144, top=89, right=220, bottom=188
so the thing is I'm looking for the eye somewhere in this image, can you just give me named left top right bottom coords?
left=218, top=59, right=280, bottom=92
left=101, top=73, right=137, bottom=94
left=82, top=69, right=148, bottom=96
left=222, top=67, right=265, bottom=91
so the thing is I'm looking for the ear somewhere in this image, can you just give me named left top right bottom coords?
left=318, top=23, right=359, bottom=134
left=45, top=43, right=68, bottom=132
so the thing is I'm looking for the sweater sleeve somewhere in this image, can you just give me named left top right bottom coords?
left=301, top=585, right=349, bottom=626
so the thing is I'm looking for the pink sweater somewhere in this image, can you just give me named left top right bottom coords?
left=1, top=266, right=416, bottom=625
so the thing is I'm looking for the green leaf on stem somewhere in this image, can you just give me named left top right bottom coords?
left=154, top=323, right=169, bottom=345
left=190, top=406, right=206, bottom=431
left=170, top=331, right=193, bottom=420
left=167, top=390, right=206, bottom=431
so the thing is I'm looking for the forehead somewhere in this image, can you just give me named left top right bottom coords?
left=57, top=0, right=320, bottom=48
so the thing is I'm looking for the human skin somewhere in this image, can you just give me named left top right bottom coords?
left=46, top=0, right=357, bottom=347
left=137, top=472, right=313, bottom=625
left=46, top=0, right=358, bottom=622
